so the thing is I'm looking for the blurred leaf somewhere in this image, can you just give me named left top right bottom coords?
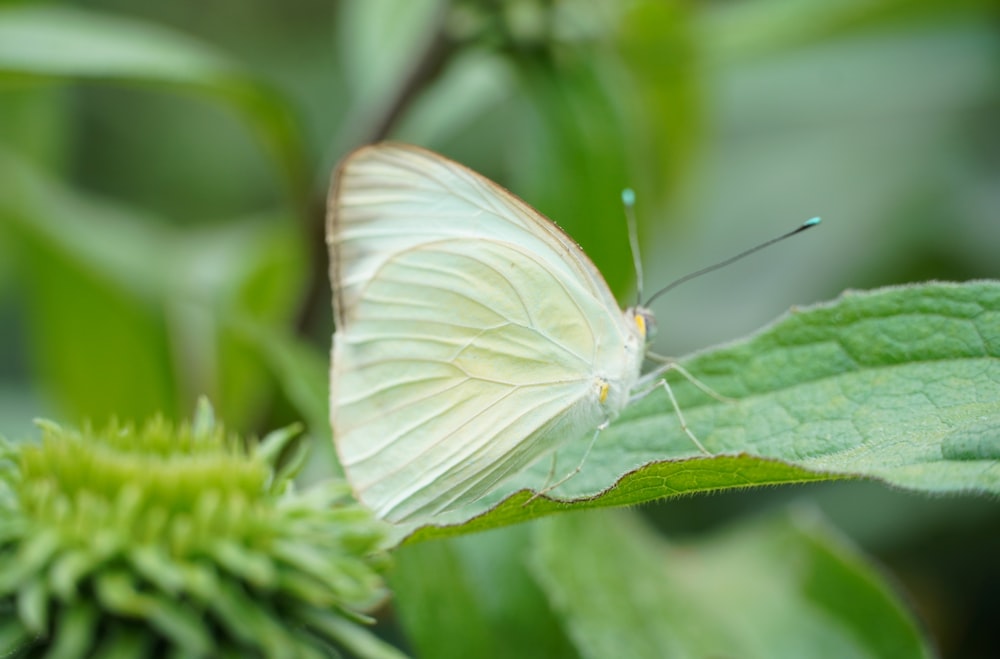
left=400, top=281, right=1000, bottom=542
left=0, top=6, right=233, bottom=80
left=530, top=508, right=931, bottom=659
left=173, top=218, right=307, bottom=427
left=334, top=0, right=448, bottom=149
left=226, top=316, right=341, bottom=486
left=391, top=524, right=577, bottom=659
left=700, top=0, right=991, bottom=62
left=0, top=5, right=308, bottom=205
left=511, top=52, right=636, bottom=298
left=0, top=149, right=304, bottom=426
left=394, top=49, right=515, bottom=149
left=0, top=87, right=73, bottom=173
left=304, top=613, right=410, bottom=659
left=227, top=318, right=329, bottom=446
left=0, top=149, right=178, bottom=422
left=617, top=1, right=701, bottom=206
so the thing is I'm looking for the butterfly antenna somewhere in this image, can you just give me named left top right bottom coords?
left=622, top=189, right=644, bottom=306
left=644, top=217, right=822, bottom=307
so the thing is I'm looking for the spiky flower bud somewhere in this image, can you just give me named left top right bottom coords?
left=0, top=402, right=400, bottom=658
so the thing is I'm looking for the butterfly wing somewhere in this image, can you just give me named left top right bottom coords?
left=329, top=143, right=621, bottom=325
left=328, top=144, right=644, bottom=523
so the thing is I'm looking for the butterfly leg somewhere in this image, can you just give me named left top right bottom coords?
left=524, top=421, right=607, bottom=505
left=634, top=358, right=726, bottom=455
left=541, top=453, right=559, bottom=492
left=667, top=363, right=732, bottom=404
left=638, top=356, right=734, bottom=404
left=654, top=376, right=711, bottom=455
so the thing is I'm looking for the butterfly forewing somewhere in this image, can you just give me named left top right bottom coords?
left=329, top=144, right=619, bottom=324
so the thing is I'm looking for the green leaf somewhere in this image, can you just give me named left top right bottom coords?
left=0, top=6, right=234, bottom=80
left=0, top=150, right=305, bottom=425
left=391, top=525, right=577, bottom=659
left=512, top=58, right=636, bottom=297
left=0, top=5, right=308, bottom=204
left=939, top=416, right=1000, bottom=460
left=300, top=610, right=411, bottom=659
left=0, top=617, right=33, bottom=656
left=401, top=280, right=1000, bottom=542
left=700, top=0, right=989, bottom=62
left=228, top=318, right=340, bottom=485
left=228, top=318, right=330, bottom=447
left=530, top=508, right=932, bottom=659
left=0, top=149, right=179, bottom=422
left=49, top=602, right=99, bottom=658
left=618, top=1, right=702, bottom=205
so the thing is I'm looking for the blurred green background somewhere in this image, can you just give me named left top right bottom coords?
left=1, top=0, right=998, bottom=656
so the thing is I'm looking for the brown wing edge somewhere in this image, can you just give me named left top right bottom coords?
left=326, top=144, right=369, bottom=328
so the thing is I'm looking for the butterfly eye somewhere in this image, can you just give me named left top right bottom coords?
left=634, top=308, right=657, bottom=341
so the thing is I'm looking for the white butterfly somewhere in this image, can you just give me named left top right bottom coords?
left=328, top=143, right=702, bottom=524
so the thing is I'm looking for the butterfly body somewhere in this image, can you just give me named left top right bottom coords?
left=329, top=144, right=647, bottom=523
